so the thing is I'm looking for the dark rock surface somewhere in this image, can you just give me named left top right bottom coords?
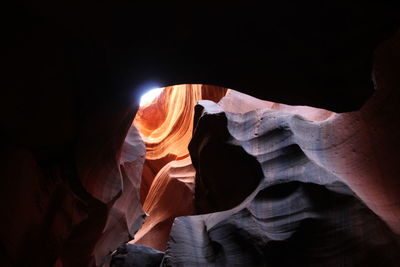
left=110, top=244, right=164, bottom=267
left=91, top=124, right=146, bottom=265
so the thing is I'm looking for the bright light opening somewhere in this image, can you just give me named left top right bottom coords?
left=140, top=88, right=164, bottom=106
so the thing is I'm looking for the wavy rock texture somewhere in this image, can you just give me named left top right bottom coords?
left=131, top=84, right=227, bottom=251
left=134, top=84, right=227, bottom=160
left=90, top=124, right=146, bottom=266
left=134, top=84, right=227, bottom=202
left=0, top=121, right=146, bottom=267
left=163, top=60, right=400, bottom=267
left=131, top=157, right=195, bottom=251
left=60, top=122, right=146, bottom=267
left=4, top=4, right=399, bottom=266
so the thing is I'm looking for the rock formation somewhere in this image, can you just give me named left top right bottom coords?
left=131, top=157, right=195, bottom=251
left=134, top=84, right=227, bottom=203
left=2, top=4, right=399, bottom=266
left=89, top=124, right=146, bottom=266
left=0, top=116, right=146, bottom=267
left=127, top=33, right=400, bottom=266
left=163, top=89, right=400, bottom=266
left=131, top=84, right=227, bottom=251
left=110, top=244, right=164, bottom=267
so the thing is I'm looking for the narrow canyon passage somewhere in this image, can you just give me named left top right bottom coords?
left=111, top=76, right=400, bottom=266
left=3, top=4, right=400, bottom=266
left=131, top=84, right=227, bottom=251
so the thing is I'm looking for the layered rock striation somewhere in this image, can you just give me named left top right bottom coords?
left=117, top=34, right=400, bottom=265
left=3, top=4, right=399, bottom=266
left=163, top=87, right=400, bottom=266
left=131, top=157, right=195, bottom=251
left=134, top=84, right=227, bottom=203
left=131, top=84, right=227, bottom=251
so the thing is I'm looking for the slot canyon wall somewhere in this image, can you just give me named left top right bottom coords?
left=131, top=84, right=227, bottom=251
left=112, top=42, right=400, bottom=265
left=2, top=2, right=400, bottom=267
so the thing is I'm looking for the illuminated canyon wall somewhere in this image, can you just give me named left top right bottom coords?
left=2, top=13, right=399, bottom=266
left=131, top=84, right=227, bottom=251
left=111, top=35, right=400, bottom=266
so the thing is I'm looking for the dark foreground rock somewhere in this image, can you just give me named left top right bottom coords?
left=111, top=244, right=164, bottom=267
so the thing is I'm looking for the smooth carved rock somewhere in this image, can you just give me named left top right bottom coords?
left=163, top=84, right=400, bottom=266
left=129, top=84, right=226, bottom=252
left=134, top=84, right=227, bottom=203
left=134, top=84, right=227, bottom=161
left=54, top=123, right=146, bottom=267
left=4, top=5, right=399, bottom=266
left=140, top=155, right=177, bottom=205
left=92, top=124, right=146, bottom=266
left=132, top=157, right=195, bottom=251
